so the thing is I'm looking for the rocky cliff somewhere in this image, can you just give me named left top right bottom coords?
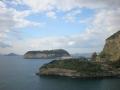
left=100, top=31, right=120, bottom=61
left=24, top=49, right=71, bottom=59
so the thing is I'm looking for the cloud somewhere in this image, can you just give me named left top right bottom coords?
left=63, top=9, right=81, bottom=22
left=0, top=1, right=43, bottom=30
left=13, top=10, right=42, bottom=28
left=0, top=0, right=120, bottom=54
left=0, top=1, right=44, bottom=49
left=12, top=0, right=120, bottom=11
left=11, top=0, right=120, bottom=22
left=46, top=11, right=57, bottom=19
left=18, top=8, right=120, bottom=53
left=0, top=42, right=11, bottom=48
left=89, top=9, right=120, bottom=35
left=21, top=0, right=55, bottom=12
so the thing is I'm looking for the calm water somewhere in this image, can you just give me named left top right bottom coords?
left=0, top=56, right=120, bottom=90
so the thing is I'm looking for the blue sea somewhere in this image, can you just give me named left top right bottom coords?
left=0, top=56, right=120, bottom=90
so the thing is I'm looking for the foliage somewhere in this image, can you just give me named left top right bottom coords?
left=108, top=59, right=120, bottom=68
left=41, top=59, right=103, bottom=74
left=99, top=52, right=107, bottom=58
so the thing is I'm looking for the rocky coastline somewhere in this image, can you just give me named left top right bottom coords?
left=37, top=30, right=120, bottom=79
left=37, top=59, right=120, bottom=78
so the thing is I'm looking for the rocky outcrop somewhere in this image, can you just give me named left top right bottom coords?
left=100, top=31, right=120, bottom=61
left=37, top=59, right=120, bottom=78
left=24, top=49, right=71, bottom=59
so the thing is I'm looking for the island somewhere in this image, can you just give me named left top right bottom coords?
left=5, top=53, right=19, bottom=56
left=37, top=30, right=120, bottom=78
left=24, top=49, right=71, bottom=59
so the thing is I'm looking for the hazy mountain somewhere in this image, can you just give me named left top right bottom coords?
left=5, top=53, right=19, bottom=56
left=71, top=53, right=93, bottom=58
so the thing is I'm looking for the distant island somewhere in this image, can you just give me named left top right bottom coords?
left=24, top=49, right=71, bottom=59
left=5, top=53, right=19, bottom=56
left=37, top=30, right=120, bottom=78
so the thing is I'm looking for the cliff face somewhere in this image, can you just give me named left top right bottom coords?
left=100, top=31, right=120, bottom=61
left=24, top=49, right=71, bottom=59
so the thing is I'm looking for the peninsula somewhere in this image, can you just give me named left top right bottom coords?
left=37, top=30, right=120, bottom=78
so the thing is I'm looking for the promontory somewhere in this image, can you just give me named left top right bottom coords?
left=37, top=30, right=120, bottom=78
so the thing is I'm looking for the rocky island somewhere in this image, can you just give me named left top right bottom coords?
left=5, top=53, right=19, bottom=56
left=24, top=49, right=71, bottom=59
left=37, top=30, right=120, bottom=78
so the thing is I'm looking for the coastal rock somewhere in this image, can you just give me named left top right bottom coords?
left=24, top=49, right=71, bottom=59
left=38, top=59, right=120, bottom=78
left=100, top=30, right=120, bottom=61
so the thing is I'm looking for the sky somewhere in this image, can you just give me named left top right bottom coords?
left=0, top=0, right=120, bottom=54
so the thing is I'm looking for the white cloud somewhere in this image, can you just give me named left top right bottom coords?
left=12, top=0, right=120, bottom=11
left=17, top=8, right=120, bottom=54
left=90, top=9, right=120, bottom=35
left=0, top=1, right=43, bottom=48
left=22, top=0, right=56, bottom=12
left=46, top=11, right=57, bottom=19
left=0, top=0, right=120, bottom=54
left=63, top=10, right=81, bottom=22
left=13, top=10, right=42, bottom=28
left=13, top=0, right=120, bottom=23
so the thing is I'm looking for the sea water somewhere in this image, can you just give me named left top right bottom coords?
left=0, top=56, right=120, bottom=90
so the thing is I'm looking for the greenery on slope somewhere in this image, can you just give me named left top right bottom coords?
left=41, top=59, right=103, bottom=74
left=108, top=59, right=120, bottom=68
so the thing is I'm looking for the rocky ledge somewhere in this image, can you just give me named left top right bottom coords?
left=24, top=49, right=71, bottom=59
left=37, top=59, right=120, bottom=78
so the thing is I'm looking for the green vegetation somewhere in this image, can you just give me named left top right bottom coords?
left=25, top=49, right=70, bottom=55
left=108, top=59, right=120, bottom=68
left=99, top=52, right=106, bottom=58
left=41, top=59, right=103, bottom=74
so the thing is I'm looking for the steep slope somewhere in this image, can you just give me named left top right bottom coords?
left=100, top=31, right=120, bottom=61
